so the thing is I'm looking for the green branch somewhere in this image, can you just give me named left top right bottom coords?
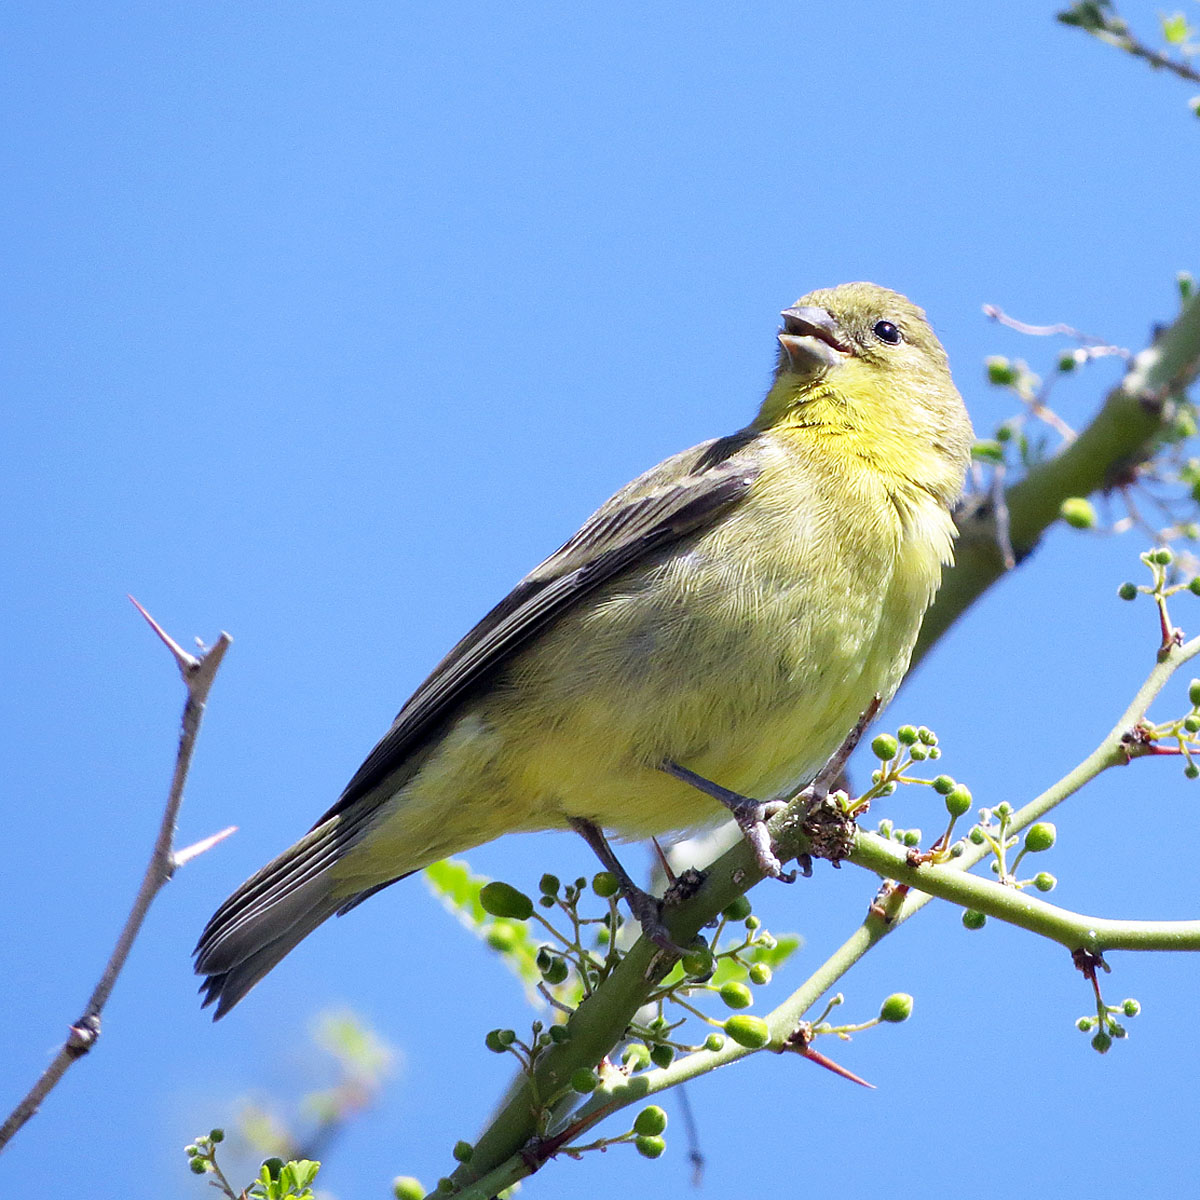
left=915, top=287, right=1200, bottom=661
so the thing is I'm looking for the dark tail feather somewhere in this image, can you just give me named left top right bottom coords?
left=194, top=815, right=407, bottom=1018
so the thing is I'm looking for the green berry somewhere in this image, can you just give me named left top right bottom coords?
left=744, top=914, right=761, bottom=931
left=681, top=944, right=715, bottom=979
left=1060, top=497, right=1097, bottom=529
left=592, top=872, right=620, bottom=898
left=189, top=1159, right=208, bottom=1175
left=1110, top=1021, right=1127, bottom=1039
left=1189, top=577, right=1200, bottom=596
left=1122, top=998, right=1141, bottom=1017
left=722, top=895, right=753, bottom=921
left=968, top=826, right=985, bottom=845
left=1058, top=349, right=1079, bottom=373
left=871, top=733, right=899, bottom=761
left=704, top=1033, right=726, bottom=1052
left=393, top=1179, right=425, bottom=1200
left=539, top=874, right=560, bottom=897
left=909, top=745, right=928, bottom=761
left=917, top=726, right=936, bottom=745
left=479, top=882, right=533, bottom=921
left=540, top=956, right=569, bottom=985
left=719, top=981, right=753, bottom=1009
left=879, top=993, right=914, bottom=1023
left=944, top=785, right=973, bottom=819
left=723, top=1014, right=770, bottom=1048
left=1190, top=679, right=1200, bottom=706
left=635, top=1135, right=666, bottom=1159
left=437, top=1178, right=456, bottom=1195
left=1117, top=581, right=1138, bottom=601
left=931, top=775, right=956, bottom=795
left=1185, top=715, right=1200, bottom=732
left=622, top=1043, right=651, bottom=1070
left=650, top=1043, right=675, bottom=1069
left=1024, top=822, right=1057, bottom=853
left=1033, top=872, right=1057, bottom=892
left=962, top=909, right=986, bottom=930
left=1184, top=763, right=1198, bottom=780
left=453, top=1141, right=473, bottom=1163
left=208, top=1129, right=224, bottom=1144
left=1076, top=1016, right=1095, bottom=1032
left=548, top=1024, right=571, bottom=1044
left=633, top=1106, right=668, bottom=1136
left=895, top=724, right=917, bottom=745
left=1153, top=547, right=1174, bottom=565
left=902, top=829, right=922, bottom=847
left=986, top=356, right=1018, bottom=385
left=748, top=963, right=772, bottom=986
left=485, top=1028, right=516, bottom=1053
left=1091, top=1030, right=1112, bottom=1054
left=570, top=1068, right=599, bottom=1093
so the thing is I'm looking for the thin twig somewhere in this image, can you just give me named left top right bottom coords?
left=0, top=602, right=233, bottom=1153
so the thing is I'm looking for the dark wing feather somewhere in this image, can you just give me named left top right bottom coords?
left=312, top=431, right=761, bottom=826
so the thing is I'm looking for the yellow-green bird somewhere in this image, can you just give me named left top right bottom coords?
left=195, top=282, right=973, bottom=1016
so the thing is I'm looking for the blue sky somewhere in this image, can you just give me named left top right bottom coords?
left=3, top=3, right=1199, bottom=1198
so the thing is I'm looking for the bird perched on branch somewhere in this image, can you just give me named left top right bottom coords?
left=196, top=282, right=973, bottom=1016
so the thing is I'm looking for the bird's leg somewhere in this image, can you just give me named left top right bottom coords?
left=568, top=817, right=687, bottom=955
left=659, top=760, right=796, bottom=883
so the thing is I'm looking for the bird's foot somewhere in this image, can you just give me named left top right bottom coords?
left=660, top=760, right=796, bottom=883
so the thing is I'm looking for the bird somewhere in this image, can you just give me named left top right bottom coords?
left=195, top=282, right=974, bottom=1017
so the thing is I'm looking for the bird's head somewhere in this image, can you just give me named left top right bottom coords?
left=757, top=282, right=973, bottom=505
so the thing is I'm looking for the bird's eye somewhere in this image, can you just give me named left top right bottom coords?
left=873, top=320, right=902, bottom=345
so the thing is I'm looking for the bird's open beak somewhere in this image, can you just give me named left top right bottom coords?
left=777, top=305, right=852, bottom=381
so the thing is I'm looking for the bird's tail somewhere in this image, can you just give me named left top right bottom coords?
left=194, top=816, right=408, bottom=1018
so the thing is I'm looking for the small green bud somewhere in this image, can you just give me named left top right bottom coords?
left=723, top=1014, right=771, bottom=1048
left=928, top=746, right=941, bottom=759
left=949, top=841, right=965, bottom=858
left=1117, top=581, right=1138, bottom=601
left=1091, top=1030, right=1112, bottom=1054
left=680, top=944, right=715, bottom=978
left=189, top=1159, right=208, bottom=1175
left=722, top=895, right=753, bottom=921
left=909, top=745, right=928, bottom=761
left=1152, top=547, right=1174, bottom=566
left=650, top=1043, right=675, bottom=1069
left=931, top=774, right=955, bottom=795
left=704, top=1033, right=726, bottom=1052
left=539, top=873, right=560, bottom=897
left=540, top=956, right=569, bottom=985
left=995, top=421, right=1014, bottom=442
left=635, top=1135, right=666, bottom=1159
left=570, top=1068, right=599, bottom=1094
left=1185, top=715, right=1200, bottom=732
left=622, top=1042, right=652, bottom=1070
left=479, top=882, right=533, bottom=921
left=393, top=1178, right=425, bottom=1200
left=902, top=829, right=921, bottom=847
left=208, top=1129, right=224, bottom=1144
left=1058, top=349, right=1080, bottom=373
left=1180, top=271, right=1196, bottom=298
left=1110, top=1021, right=1127, bottom=1039
left=485, top=1028, right=516, bottom=1053
left=871, top=733, right=899, bottom=761
left=633, top=1106, right=668, bottom=1136
left=1024, top=822, right=1057, bottom=853
left=968, top=826, right=986, bottom=845
left=962, top=909, right=986, bottom=930
left=592, top=871, right=620, bottom=899
left=1183, top=763, right=1198, bottom=780
left=1033, top=872, right=1057, bottom=892
left=548, top=1023, right=571, bottom=1044
left=1060, top=497, right=1096, bottom=529
left=917, top=726, right=937, bottom=745
left=879, top=993, right=914, bottom=1023
left=720, top=979, right=748, bottom=1008
left=538, top=895, right=555, bottom=907
left=1076, top=1016, right=1095, bottom=1032
left=437, top=1178, right=456, bottom=1195
left=185, top=1145, right=200, bottom=1157
left=453, top=1141, right=473, bottom=1163
left=744, top=914, right=761, bottom=931
left=876, top=819, right=893, bottom=838
left=748, top=963, right=772, bottom=986
left=944, top=785, right=973, bottom=819
left=995, top=801, right=1012, bottom=817
left=1190, top=679, right=1200, bottom=707
left=755, top=932, right=777, bottom=951
left=986, top=356, right=1018, bottom=385
left=896, top=724, right=918, bottom=744
left=1122, top=998, right=1141, bottom=1017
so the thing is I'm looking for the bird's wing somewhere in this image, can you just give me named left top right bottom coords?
left=313, top=431, right=761, bottom=826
